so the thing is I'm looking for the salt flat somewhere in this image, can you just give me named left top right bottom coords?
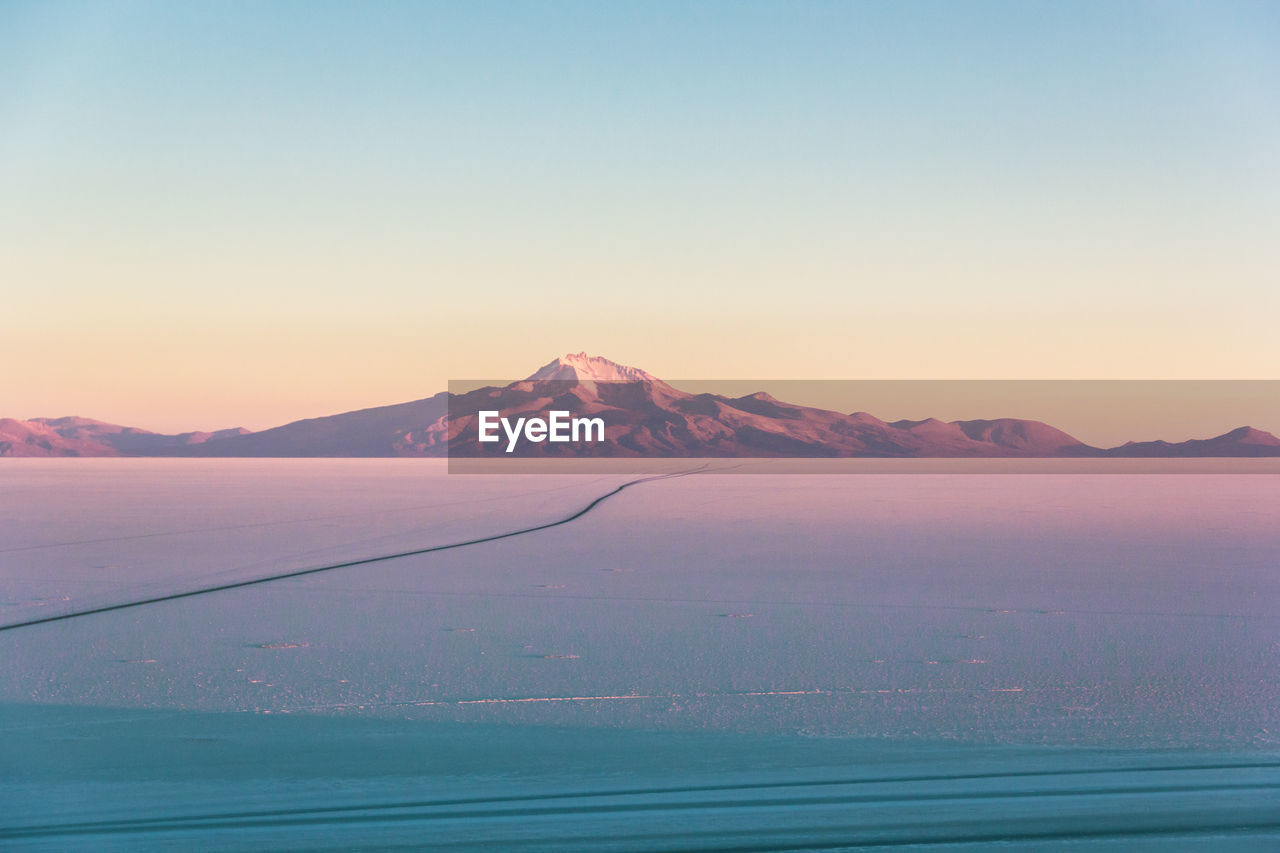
left=0, top=459, right=639, bottom=620
left=2, top=460, right=1278, bottom=849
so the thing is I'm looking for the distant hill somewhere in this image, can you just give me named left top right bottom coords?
left=1107, top=425, right=1280, bottom=458
left=0, top=417, right=248, bottom=457
left=4, top=353, right=1278, bottom=458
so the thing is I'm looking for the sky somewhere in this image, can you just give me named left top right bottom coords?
left=2, top=0, right=1278, bottom=433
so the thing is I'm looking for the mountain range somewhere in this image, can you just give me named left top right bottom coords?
left=4, top=353, right=1278, bottom=458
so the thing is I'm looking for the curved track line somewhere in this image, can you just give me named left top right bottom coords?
left=0, top=466, right=706, bottom=633
left=0, top=477, right=619, bottom=555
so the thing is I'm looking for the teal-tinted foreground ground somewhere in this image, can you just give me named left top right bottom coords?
left=2, top=460, right=1278, bottom=849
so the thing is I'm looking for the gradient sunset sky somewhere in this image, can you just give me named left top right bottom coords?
left=3, top=1, right=1278, bottom=433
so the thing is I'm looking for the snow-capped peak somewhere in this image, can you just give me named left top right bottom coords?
left=525, top=353, right=658, bottom=383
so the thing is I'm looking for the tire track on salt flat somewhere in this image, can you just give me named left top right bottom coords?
left=0, top=466, right=708, bottom=633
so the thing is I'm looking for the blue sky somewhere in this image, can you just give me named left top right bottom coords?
left=2, top=1, right=1277, bottom=429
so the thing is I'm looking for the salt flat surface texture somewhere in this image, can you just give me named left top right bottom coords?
left=0, top=459, right=637, bottom=620
left=2, top=460, right=1278, bottom=850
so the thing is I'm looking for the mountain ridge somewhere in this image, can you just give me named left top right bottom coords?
left=3, top=354, right=1277, bottom=458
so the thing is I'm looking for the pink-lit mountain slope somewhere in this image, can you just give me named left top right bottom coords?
left=5, top=355, right=1277, bottom=458
left=430, top=357, right=1100, bottom=458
